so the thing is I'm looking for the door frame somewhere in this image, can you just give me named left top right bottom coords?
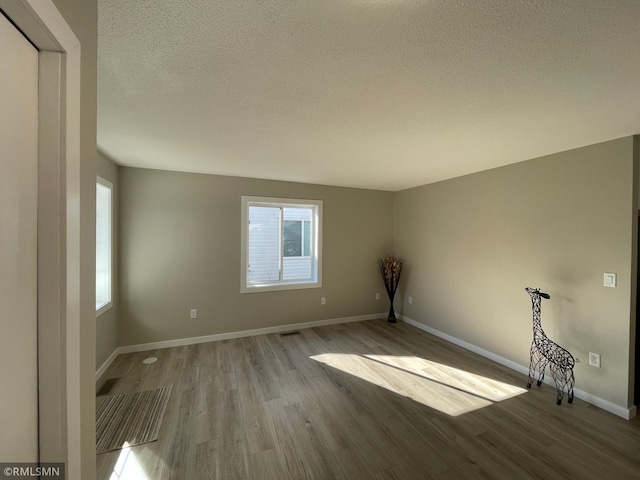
left=0, top=0, right=82, bottom=476
left=636, top=209, right=640, bottom=408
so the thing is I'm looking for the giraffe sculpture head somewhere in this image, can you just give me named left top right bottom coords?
left=525, top=287, right=550, bottom=300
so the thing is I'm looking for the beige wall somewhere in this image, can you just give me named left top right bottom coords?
left=119, top=168, right=394, bottom=346
left=96, top=152, right=119, bottom=368
left=52, top=1, right=97, bottom=478
left=395, top=137, right=636, bottom=409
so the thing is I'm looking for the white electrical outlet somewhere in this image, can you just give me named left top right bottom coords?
left=321, top=297, right=326, bottom=305
left=375, top=293, right=380, bottom=300
left=408, top=296, right=413, bottom=304
left=190, top=309, right=198, bottom=319
left=589, top=352, right=601, bottom=368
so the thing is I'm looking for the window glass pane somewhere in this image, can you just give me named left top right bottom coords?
left=303, top=220, right=311, bottom=257
left=248, top=206, right=281, bottom=283
left=282, top=208, right=313, bottom=281
left=283, top=220, right=302, bottom=257
left=96, top=182, right=112, bottom=310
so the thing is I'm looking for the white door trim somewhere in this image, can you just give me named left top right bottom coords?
left=0, top=1, right=82, bottom=477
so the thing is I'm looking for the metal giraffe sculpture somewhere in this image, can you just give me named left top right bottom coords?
left=525, top=287, right=577, bottom=405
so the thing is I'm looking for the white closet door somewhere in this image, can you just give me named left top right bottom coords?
left=0, top=11, right=39, bottom=461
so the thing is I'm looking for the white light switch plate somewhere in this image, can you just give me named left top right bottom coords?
left=604, top=273, right=617, bottom=288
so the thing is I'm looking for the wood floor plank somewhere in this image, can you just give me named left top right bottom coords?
left=373, top=467, right=402, bottom=480
left=297, top=394, right=353, bottom=453
left=219, top=389, right=251, bottom=479
left=269, top=333, right=300, bottom=371
left=332, top=446, right=377, bottom=480
left=341, top=414, right=396, bottom=474
left=96, top=319, right=640, bottom=480
left=235, top=357, right=275, bottom=455
left=163, top=383, right=198, bottom=480
left=262, top=398, right=317, bottom=479
left=250, top=449, right=286, bottom=480
left=355, top=410, right=448, bottom=477
left=215, top=339, right=238, bottom=393
left=194, top=437, right=222, bottom=480
left=283, top=402, right=343, bottom=479
left=240, top=336, right=281, bottom=402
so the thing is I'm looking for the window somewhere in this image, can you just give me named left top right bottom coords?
left=96, top=177, right=112, bottom=313
left=241, top=196, right=322, bottom=293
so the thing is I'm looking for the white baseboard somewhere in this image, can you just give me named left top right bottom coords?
left=96, top=312, right=386, bottom=382
left=400, top=315, right=636, bottom=420
left=95, top=348, right=120, bottom=383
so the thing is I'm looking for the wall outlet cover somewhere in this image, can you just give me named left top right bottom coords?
left=604, top=273, right=617, bottom=288
left=589, top=352, right=601, bottom=368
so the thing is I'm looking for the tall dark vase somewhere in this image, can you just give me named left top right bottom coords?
left=387, top=302, right=396, bottom=323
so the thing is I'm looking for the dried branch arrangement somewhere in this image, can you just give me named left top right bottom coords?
left=379, top=255, right=402, bottom=323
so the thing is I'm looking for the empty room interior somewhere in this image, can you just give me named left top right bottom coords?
left=4, top=0, right=640, bottom=479
left=92, top=1, right=640, bottom=478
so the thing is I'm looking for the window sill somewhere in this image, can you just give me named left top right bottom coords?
left=96, top=302, right=112, bottom=317
left=241, top=281, right=322, bottom=294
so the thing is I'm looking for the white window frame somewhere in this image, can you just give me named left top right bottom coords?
left=241, top=196, right=323, bottom=293
left=96, top=176, right=113, bottom=315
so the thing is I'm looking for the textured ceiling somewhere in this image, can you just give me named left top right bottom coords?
left=98, top=0, right=640, bottom=191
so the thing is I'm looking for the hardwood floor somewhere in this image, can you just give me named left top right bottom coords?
left=96, top=320, right=640, bottom=479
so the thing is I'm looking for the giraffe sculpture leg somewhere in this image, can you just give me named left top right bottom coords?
left=526, top=343, right=536, bottom=388
left=527, top=343, right=548, bottom=388
left=567, top=369, right=575, bottom=403
left=549, top=361, right=576, bottom=405
left=549, top=363, right=565, bottom=405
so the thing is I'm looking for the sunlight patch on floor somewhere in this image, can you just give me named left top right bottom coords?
left=311, top=353, right=527, bottom=416
left=109, top=443, right=149, bottom=480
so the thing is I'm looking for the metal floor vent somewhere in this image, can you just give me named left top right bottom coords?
left=97, top=377, right=119, bottom=396
left=279, top=330, right=301, bottom=337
